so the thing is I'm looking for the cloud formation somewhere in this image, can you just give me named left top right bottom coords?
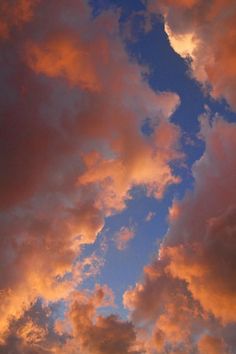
left=124, top=116, right=236, bottom=352
left=62, top=285, right=141, bottom=354
left=149, top=0, right=236, bottom=110
left=0, top=0, right=181, bottom=343
left=0, top=286, right=141, bottom=353
left=2, top=1, right=235, bottom=352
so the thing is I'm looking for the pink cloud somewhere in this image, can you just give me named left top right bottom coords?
left=123, top=116, right=236, bottom=352
left=145, top=211, right=156, bottom=222
left=148, top=0, right=236, bottom=110
left=0, top=0, right=182, bottom=341
left=114, top=226, right=135, bottom=251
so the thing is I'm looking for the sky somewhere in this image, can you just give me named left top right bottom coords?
left=0, top=0, right=236, bottom=353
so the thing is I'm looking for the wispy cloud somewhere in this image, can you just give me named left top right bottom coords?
left=114, top=226, right=135, bottom=251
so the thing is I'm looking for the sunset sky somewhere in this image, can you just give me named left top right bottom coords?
left=0, top=1, right=236, bottom=353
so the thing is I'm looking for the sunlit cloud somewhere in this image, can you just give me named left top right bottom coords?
left=123, top=116, right=236, bottom=352
left=149, top=0, right=236, bottom=110
left=1, top=0, right=236, bottom=352
left=0, top=0, right=181, bottom=343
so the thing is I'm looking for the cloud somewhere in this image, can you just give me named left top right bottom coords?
left=198, top=335, right=229, bottom=354
left=145, top=211, right=156, bottom=222
left=114, top=226, right=135, bottom=251
left=0, top=286, right=138, bottom=354
left=124, top=116, right=236, bottom=352
left=0, top=0, right=36, bottom=40
left=55, top=285, right=141, bottom=354
left=78, top=117, right=182, bottom=213
left=25, top=35, right=101, bottom=91
left=16, top=319, right=48, bottom=345
left=0, top=299, right=65, bottom=354
left=124, top=260, right=204, bottom=353
left=0, top=0, right=181, bottom=343
left=1, top=1, right=235, bottom=349
left=163, top=117, right=236, bottom=324
left=148, top=0, right=236, bottom=110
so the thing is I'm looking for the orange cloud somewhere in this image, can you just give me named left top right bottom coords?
left=124, top=259, right=205, bottom=353
left=162, top=118, right=236, bottom=324
left=198, top=334, right=229, bottom=354
left=0, top=0, right=182, bottom=343
left=16, top=319, right=48, bottom=344
left=0, top=299, right=70, bottom=353
left=26, top=35, right=101, bottom=90
left=52, top=285, right=141, bottom=354
left=124, top=117, right=236, bottom=352
left=149, top=0, right=236, bottom=110
left=78, top=118, right=182, bottom=213
left=0, top=0, right=37, bottom=40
